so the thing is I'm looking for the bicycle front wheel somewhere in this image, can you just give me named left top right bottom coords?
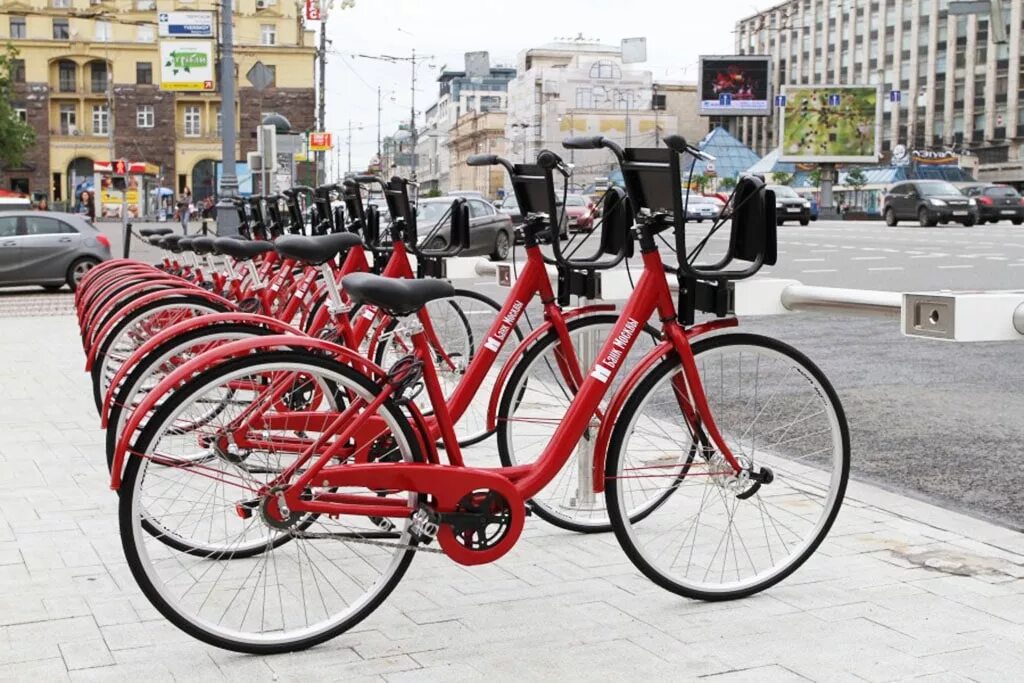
left=606, top=332, right=849, bottom=600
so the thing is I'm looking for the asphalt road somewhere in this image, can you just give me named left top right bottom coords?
left=8, top=218, right=1024, bottom=529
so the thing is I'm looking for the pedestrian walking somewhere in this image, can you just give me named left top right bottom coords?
left=79, top=190, right=95, bottom=223
left=178, top=187, right=193, bottom=234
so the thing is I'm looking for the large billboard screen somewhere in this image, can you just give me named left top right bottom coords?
left=698, top=55, right=771, bottom=116
left=159, top=41, right=215, bottom=91
left=779, top=85, right=882, bottom=163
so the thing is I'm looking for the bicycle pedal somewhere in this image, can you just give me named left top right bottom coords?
left=371, top=516, right=396, bottom=533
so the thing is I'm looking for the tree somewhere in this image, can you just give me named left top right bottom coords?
left=690, top=173, right=710, bottom=194
left=0, top=44, right=35, bottom=169
left=771, top=171, right=794, bottom=185
left=718, top=176, right=737, bottom=191
left=846, top=167, right=868, bottom=208
left=807, top=167, right=823, bottom=187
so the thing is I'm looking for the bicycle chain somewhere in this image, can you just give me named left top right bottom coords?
left=290, top=531, right=445, bottom=554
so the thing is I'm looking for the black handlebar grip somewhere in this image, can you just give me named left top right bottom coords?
left=536, top=149, right=564, bottom=170
left=466, top=154, right=499, bottom=167
left=662, top=135, right=689, bottom=153
left=562, top=135, right=605, bottom=150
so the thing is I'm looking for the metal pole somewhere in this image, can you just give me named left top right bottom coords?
left=780, top=285, right=902, bottom=317
left=376, top=86, right=382, bottom=162
left=215, top=0, right=240, bottom=235
left=317, top=16, right=327, bottom=185
left=347, top=119, right=352, bottom=174
left=410, top=49, right=418, bottom=180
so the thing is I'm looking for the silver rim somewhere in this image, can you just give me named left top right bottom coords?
left=612, top=341, right=845, bottom=594
left=126, top=359, right=416, bottom=647
left=73, top=260, right=95, bottom=285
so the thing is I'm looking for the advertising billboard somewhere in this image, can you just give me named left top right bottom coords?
left=778, top=85, right=882, bottom=163
left=159, top=41, right=215, bottom=91
left=698, top=55, right=771, bottom=116
left=309, top=132, right=333, bottom=151
left=158, top=11, right=214, bottom=38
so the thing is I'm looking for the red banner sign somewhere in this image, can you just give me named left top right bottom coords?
left=305, top=0, right=321, bottom=20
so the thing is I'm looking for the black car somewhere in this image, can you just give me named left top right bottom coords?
left=883, top=180, right=978, bottom=227
left=767, top=185, right=811, bottom=225
left=962, top=184, right=1024, bottom=225
left=416, top=197, right=513, bottom=261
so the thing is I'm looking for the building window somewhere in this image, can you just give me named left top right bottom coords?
left=575, top=87, right=592, bottom=108
left=261, top=24, right=276, bottom=45
left=58, top=60, right=76, bottom=92
left=480, top=95, right=501, bottom=112
left=184, top=105, right=201, bottom=137
left=92, top=104, right=109, bottom=135
left=12, top=59, right=25, bottom=84
left=136, top=25, right=154, bottom=42
left=59, top=104, right=76, bottom=134
left=90, top=62, right=108, bottom=93
left=216, top=109, right=222, bottom=136
left=652, top=93, right=666, bottom=111
left=14, top=108, right=27, bottom=123
left=135, top=0, right=156, bottom=8
left=53, top=18, right=69, bottom=40
left=136, top=104, right=154, bottom=128
left=95, top=20, right=111, bottom=42
left=589, top=61, right=621, bottom=80
left=136, top=62, right=152, bottom=85
left=10, top=16, right=26, bottom=39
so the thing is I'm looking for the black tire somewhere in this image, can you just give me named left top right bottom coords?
left=496, top=314, right=661, bottom=533
left=799, top=218, right=810, bottom=226
left=489, top=230, right=510, bottom=261
left=884, top=207, right=897, bottom=226
left=428, top=236, right=447, bottom=251
left=962, top=217, right=976, bottom=227
left=67, top=257, right=100, bottom=293
left=90, top=295, right=230, bottom=414
left=42, top=284, right=64, bottom=292
left=119, top=350, right=422, bottom=654
left=1013, top=219, right=1023, bottom=226
left=776, top=219, right=784, bottom=226
left=918, top=208, right=936, bottom=227
left=105, top=322, right=276, bottom=473
left=605, top=333, right=849, bottom=601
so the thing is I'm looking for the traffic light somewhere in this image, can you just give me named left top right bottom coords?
left=112, top=158, right=128, bottom=190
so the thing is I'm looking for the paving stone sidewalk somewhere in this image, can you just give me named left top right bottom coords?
left=0, top=315, right=1023, bottom=681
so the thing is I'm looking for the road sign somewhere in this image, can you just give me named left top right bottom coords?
left=827, top=93, right=841, bottom=106
left=719, top=93, right=733, bottom=106
left=775, top=95, right=787, bottom=106
left=157, top=11, right=214, bottom=38
left=246, top=61, right=275, bottom=92
left=309, top=132, right=333, bottom=151
left=305, top=0, right=322, bottom=20
left=113, top=159, right=128, bottom=177
left=890, top=90, right=902, bottom=103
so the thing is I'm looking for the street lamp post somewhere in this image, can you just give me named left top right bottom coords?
left=215, top=0, right=240, bottom=235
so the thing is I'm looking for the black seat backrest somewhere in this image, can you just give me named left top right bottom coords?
left=510, top=162, right=558, bottom=223
left=620, top=147, right=677, bottom=215
left=598, top=186, right=634, bottom=258
left=342, top=180, right=366, bottom=234
left=730, top=176, right=777, bottom=266
left=313, top=187, right=334, bottom=234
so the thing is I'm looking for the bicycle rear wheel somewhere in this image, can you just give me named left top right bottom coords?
left=606, top=333, right=849, bottom=600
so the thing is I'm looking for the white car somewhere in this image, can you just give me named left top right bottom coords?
left=683, top=195, right=724, bottom=222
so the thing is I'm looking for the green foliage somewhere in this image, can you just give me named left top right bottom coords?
left=771, top=171, right=794, bottom=185
left=846, top=166, right=868, bottom=189
left=690, top=173, right=710, bottom=193
left=718, top=176, right=737, bottom=191
left=0, top=44, right=35, bottom=169
left=424, top=187, right=442, bottom=198
left=807, top=168, right=823, bottom=187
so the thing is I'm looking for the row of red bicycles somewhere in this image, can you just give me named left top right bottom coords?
left=75, top=135, right=850, bottom=654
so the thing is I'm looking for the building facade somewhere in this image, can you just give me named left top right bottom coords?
left=505, top=39, right=705, bottom=188
left=416, top=52, right=515, bottom=193
left=447, top=110, right=508, bottom=198
left=733, top=0, right=1024, bottom=183
left=1, top=0, right=315, bottom=207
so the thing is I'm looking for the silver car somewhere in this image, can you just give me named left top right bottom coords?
left=0, top=211, right=112, bottom=292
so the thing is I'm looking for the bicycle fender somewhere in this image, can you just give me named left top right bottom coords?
left=591, top=318, right=737, bottom=493
left=77, top=263, right=160, bottom=311
left=85, top=288, right=234, bottom=371
left=484, top=304, right=616, bottom=430
left=110, top=334, right=386, bottom=490
left=82, top=276, right=192, bottom=340
left=79, top=270, right=172, bottom=330
left=76, top=259, right=147, bottom=301
left=99, top=313, right=306, bottom=427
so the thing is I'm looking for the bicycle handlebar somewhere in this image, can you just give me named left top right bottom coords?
left=662, top=135, right=715, bottom=162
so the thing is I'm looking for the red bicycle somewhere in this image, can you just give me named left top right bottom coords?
left=113, top=136, right=849, bottom=654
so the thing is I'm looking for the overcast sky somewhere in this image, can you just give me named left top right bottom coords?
left=322, top=0, right=778, bottom=173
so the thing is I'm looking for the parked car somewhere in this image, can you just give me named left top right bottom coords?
left=496, top=196, right=522, bottom=225
left=416, top=196, right=513, bottom=261
left=683, top=194, right=724, bottom=222
left=883, top=180, right=978, bottom=227
left=768, top=185, right=812, bottom=225
left=961, top=184, right=1024, bottom=225
left=556, top=194, right=595, bottom=232
left=447, top=190, right=486, bottom=200
left=0, top=211, right=111, bottom=291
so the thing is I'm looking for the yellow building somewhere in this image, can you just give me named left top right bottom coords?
left=448, top=110, right=508, bottom=199
left=1, top=0, right=315, bottom=209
